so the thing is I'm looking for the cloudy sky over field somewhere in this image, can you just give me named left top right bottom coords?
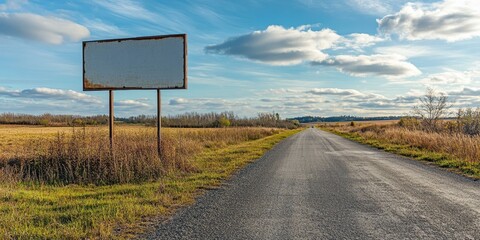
left=1, top=0, right=480, bottom=117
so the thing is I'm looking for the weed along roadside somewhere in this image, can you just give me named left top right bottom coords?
left=0, top=126, right=301, bottom=239
left=318, top=121, right=480, bottom=179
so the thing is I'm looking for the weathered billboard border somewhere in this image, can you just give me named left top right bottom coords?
left=82, top=34, right=188, bottom=156
left=83, top=34, right=187, bottom=91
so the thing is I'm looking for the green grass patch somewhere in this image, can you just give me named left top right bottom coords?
left=0, top=128, right=302, bottom=239
left=319, top=127, right=480, bottom=179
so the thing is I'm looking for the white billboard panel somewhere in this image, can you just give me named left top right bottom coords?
left=83, top=34, right=187, bottom=90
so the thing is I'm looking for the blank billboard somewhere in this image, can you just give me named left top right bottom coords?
left=83, top=34, right=187, bottom=90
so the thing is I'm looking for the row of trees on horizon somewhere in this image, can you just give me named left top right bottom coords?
left=0, top=111, right=300, bottom=129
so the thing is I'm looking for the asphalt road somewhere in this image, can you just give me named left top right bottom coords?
left=145, top=128, right=480, bottom=239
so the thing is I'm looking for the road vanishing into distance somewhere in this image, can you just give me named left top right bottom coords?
left=146, top=128, right=480, bottom=239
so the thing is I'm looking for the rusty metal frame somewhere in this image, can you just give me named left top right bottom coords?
left=82, top=34, right=188, bottom=91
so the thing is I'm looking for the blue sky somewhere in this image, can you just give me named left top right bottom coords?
left=1, top=0, right=480, bottom=117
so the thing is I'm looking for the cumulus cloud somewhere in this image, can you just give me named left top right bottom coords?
left=377, top=0, right=480, bottom=42
left=312, top=54, right=421, bottom=78
left=205, top=25, right=341, bottom=65
left=0, top=13, right=90, bottom=44
left=0, top=87, right=100, bottom=104
left=205, top=25, right=393, bottom=80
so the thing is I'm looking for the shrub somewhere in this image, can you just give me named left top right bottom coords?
left=398, top=117, right=420, bottom=130
left=456, top=108, right=480, bottom=136
left=215, top=116, right=231, bottom=128
left=39, top=119, right=50, bottom=126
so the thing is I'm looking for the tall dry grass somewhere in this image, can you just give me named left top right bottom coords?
left=325, top=122, right=480, bottom=164
left=0, top=127, right=278, bottom=185
left=363, top=127, right=480, bottom=163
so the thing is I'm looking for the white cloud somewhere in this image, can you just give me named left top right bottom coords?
left=357, top=101, right=398, bottom=109
left=206, top=25, right=388, bottom=66
left=421, top=70, right=474, bottom=85
left=257, top=87, right=419, bottom=115
left=307, top=88, right=363, bottom=96
left=449, top=87, right=480, bottom=96
left=374, top=45, right=433, bottom=58
left=306, top=88, right=387, bottom=104
left=0, top=13, right=90, bottom=44
left=377, top=0, right=480, bottom=42
left=338, top=33, right=385, bottom=51
left=260, top=98, right=282, bottom=103
left=313, top=54, right=421, bottom=78
left=264, top=88, right=303, bottom=95
left=0, top=87, right=101, bottom=104
left=169, top=98, right=189, bottom=105
left=116, top=99, right=150, bottom=108
left=205, top=25, right=341, bottom=65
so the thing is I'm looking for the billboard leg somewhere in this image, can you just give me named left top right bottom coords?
left=157, top=89, right=161, bottom=158
left=109, top=90, right=114, bottom=150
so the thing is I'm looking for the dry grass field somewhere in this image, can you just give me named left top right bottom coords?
left=0, top=125, right=67, bottom=159
left=319, top=121, right=480, bottom=178
left=0, top=124, right=301, bottom=239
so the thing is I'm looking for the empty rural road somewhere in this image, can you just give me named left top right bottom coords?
left=146, top=128, right=480, bottom=239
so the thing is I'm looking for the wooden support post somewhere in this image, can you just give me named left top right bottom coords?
left=157, top=89, right=161, bottom=157
left=109, top=90, right=114, bottom=149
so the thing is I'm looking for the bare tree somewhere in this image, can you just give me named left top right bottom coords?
left=412, top=88, right=451, bottom=131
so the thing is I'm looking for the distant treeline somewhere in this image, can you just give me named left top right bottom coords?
left=120, top=112, right=299, bottom=128
left=0, top=112, right=299, bottom=129
left=0, top=113, right=109, bottom=126
left=288, top=115, right=403, bottom=123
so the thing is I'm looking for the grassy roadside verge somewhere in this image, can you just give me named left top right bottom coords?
left=0, top=128, right=301, bottom=239
left=319, top=127, right=480, bottom=179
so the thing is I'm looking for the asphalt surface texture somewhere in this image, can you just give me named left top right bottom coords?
left=144, top=128, right=480, bottom=239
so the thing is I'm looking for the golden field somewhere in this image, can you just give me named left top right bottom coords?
left=0, top=124, right=301, bottom=239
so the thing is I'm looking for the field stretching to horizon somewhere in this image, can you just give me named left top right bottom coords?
left=0, top=124, right=301, bottom=239
left=319, top=120, right=480, bottom=179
